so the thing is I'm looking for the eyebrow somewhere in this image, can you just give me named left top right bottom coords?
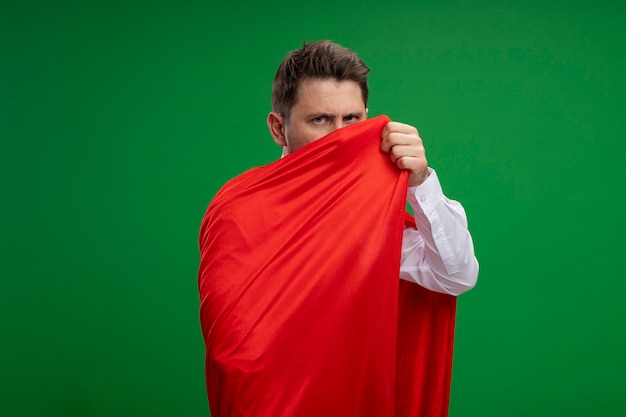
left=305, top=111, right=365, bottom=119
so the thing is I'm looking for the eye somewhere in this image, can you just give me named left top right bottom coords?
left=312, top=116, right=326, bottom=124
left=344, top=115, right=359, bottom=123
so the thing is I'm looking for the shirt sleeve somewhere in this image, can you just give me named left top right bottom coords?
left=400, top=168, right=479, bottom=295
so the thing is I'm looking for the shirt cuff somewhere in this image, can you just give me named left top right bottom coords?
left=407, top=168, right=444, bottom=217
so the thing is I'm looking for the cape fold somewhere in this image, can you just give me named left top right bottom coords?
left=198, top=115, right=457, bottom=417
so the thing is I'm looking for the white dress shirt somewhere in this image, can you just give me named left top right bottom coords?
left=400, top=169, right=478, bottom=296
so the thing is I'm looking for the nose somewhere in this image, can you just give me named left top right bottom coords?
left=335, top=120, right=348, bottom=130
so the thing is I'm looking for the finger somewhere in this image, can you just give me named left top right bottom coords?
left=382, top=121, right=419, bottom=138
left=388, top=144, right=422, bottom=162
left=396, top=155, right=427, bottom=171
left=381, top=132, right=423, bottom=153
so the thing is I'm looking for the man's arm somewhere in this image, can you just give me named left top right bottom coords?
left=399, top=169, right=478, bottom=295
left=381, top=120, right=478, bottom=295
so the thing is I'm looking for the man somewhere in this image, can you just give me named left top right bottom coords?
left=266, top=40, right=478, bottom=295
left=198, top=41, right=478, bottom=416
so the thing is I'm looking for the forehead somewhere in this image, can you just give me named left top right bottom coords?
left=292, top=78, right=364, bottom=111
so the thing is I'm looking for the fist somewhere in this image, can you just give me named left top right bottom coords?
left=380, top=121, right=430, bottom=186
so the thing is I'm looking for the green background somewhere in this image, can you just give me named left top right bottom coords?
left=2, top=1, right=625, bottom=416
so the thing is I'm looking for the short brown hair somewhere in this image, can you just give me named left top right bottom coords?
left=271, top=40, right=370, bottom=117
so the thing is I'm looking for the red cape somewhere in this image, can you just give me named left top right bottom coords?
left=198, top=116, right=457, bottom=416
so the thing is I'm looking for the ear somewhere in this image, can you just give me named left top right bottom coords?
left=267, top=112, right=286, bottom=147
left=365, top=107, right=369, bottom=119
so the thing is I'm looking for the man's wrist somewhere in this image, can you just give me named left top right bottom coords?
left=407, top=168, right=443, bottom=216
left=408, top=169, right=430, bottom=187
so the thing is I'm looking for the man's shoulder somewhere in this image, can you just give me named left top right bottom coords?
left=223, top=166, right=264, bottom=190
left=207, top=164, right=273, bottom=216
